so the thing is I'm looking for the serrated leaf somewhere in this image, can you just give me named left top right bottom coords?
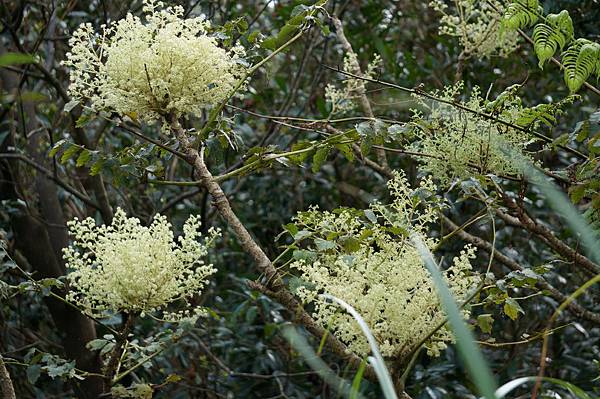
left=563, top=39, right=600, bottom=93
left=90, top=159, right=104, bottom=176
left=502, top=1, right=539, bottom=31
left=75, top=113, right=93, bottom=127
left=573, top=120, right=590, bottom=142
left=477, top=314, right=494, bottom=334
left=335, top=143, right=355, bottom=162
left=165, top=374, right=182, bottom=383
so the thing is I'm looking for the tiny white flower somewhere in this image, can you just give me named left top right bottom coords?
left=64, top=208, right=220, bottom=317
left=62, top=0, right=246, bottom=123
left=291, top=172, right=479, bottom=360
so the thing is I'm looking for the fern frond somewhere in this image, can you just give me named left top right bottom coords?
left=514, top=96, right=578, bottom=128
left=533, top=11, right=574, bottom=68
left=502, top=0, right=539, bottom=30
left=533, top=24, right=559, bottom=67
left=563, top=39, right=600, bottom=93
left=547, top=10, right=574, bottom=46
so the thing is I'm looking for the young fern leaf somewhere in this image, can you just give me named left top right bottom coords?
left=515, top=96, right=577, bottom=128
left=533, top=24, right=559, bottom=67
left=562, top=39, right=600, bottom=93
left=502, top=0, right=539, bottom=31
left=533, top=11, right=573, bottom=68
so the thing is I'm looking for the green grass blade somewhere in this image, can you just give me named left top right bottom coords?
left=502, top=146, right=600, bottom=264
left=495, top=376, right=592, bottom=399
left=411, top=234, right=497, bottom=399
left=281, top=324, right=365, bottom=399
left=350, top=359, right=367, bottom=399
left=321, top=294, right=398, bottom=399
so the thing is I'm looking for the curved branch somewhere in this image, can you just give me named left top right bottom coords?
left=440, top=214, right=600, bottom=325
left=168, top=116, right=388, bottom=385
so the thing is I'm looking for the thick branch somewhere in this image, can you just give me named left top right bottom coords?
left=497, top=195, right=600, bottom=276
left=440, top=215, right=600, bottom=325
left=168, top=117, right=385, bottom=383
left=331, top=16, right=389, bottom=171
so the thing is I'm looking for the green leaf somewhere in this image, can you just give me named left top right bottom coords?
left=294, top=230, right=312, bottom=241
left=0, top=52, right=35, bottom=67
left=364, top=209, right=378, bottom=224
left=75, top=150, right=92, bottom=167
left=164, top=374, right=182, bottom=384
left=503, top=297, right=524, bottom=320
left=314, top=238, right=336, bottom=251
left=563, top=39, right=600, bottom=93
left=311, top=146, right=330, bottom=173
left=75, top=113, right=93, bottom=127
left=90, top=159, right=104, bottom=176
left=477, top=314, right=494, bottom=334
left=60, top=144, right=81, bottom=163
left=495, top=376, right=593, bottom=399
left=26, top=365, right=41, bottom=385
left=350, top=359, right=367, bottom=399
left=287, top=141, right=313, bottom=165
left=502, top=1, right=539, bottom=31
left=48, top=140, right=67, bottom=158
left=335, top=143, right=355, bottom=162
left=533, top=24, right=558, bottom=68
left=63, top=100, right=79, bottom=113
left=341, top=236, right=361, bottom=253
left=283, top=223, right=299, bottom=237
left=573, top=120, right=590, bottom=142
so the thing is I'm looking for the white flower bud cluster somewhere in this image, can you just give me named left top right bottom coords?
left=63, top=208, right=220, bottom=317
left=430, top=0, right=519, bottom=59
left=62, top=0, right=246, bottom=122
left=291, top=172, right=479, bottom=360
left=411, top=82, right=534, bottom=185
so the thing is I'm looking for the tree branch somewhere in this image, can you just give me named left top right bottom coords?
left=168, top=116, right=388, bottom=385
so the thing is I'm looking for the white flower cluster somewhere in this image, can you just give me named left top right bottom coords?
left=325, top=53, right=381, bottom=115
left=64, top=208, right=219, bottom=317
left=63, top=0, right=246, bottom=122
left=291, top=172, right=478, bottom=360
left=430, top=0, right=519, bottom=59
left=411, top=82, right=535, bottom=185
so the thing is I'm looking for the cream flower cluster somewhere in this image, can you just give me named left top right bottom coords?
left=291, top=172, right=478, bottom=360
left=64, top=208, right=219, bottom=317
left=63, top=0, right=246, bottom=122
left=430, top=0, right=519, bottom=59
left=411, top=82, right=535, bottom=185
left=325, top=53, right=381, bottom=115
